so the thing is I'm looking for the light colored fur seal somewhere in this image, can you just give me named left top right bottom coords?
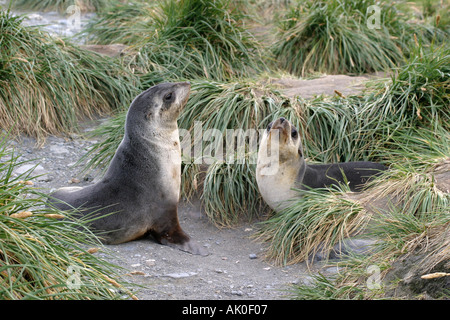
left=49, top=82, right=207, bottom=255
left=256, top=117, right=386, bottom=211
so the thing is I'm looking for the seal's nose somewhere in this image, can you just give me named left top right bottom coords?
left=280, top=117, right=285, bottom=123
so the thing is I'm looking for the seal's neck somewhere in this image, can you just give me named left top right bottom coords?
left=256, top=156, right=303, bottom=211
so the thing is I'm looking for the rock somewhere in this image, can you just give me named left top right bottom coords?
left=311, top=237, right=378, bottom=262
left=215, top=269, right=226, bottom=274
left=249, top=253, right=257, bottom=259
left=49, top=145, right=70, bottom=154
left=231, top=290, right=243, bottom=296
left=329, top=238, right=378, bottom=259
left=14, top=163, right=49, bottom=181
left=26, top=13, right=44, bottom=21
left=163, top=272, right=197, bottom=279
left=145, top=259, right=156, bottom=267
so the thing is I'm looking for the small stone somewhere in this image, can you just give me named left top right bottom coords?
left=231, top=290, right=243, bottom=296
left=83, top=174, right=94, bottom=182
left=163, top=272, right=197, bottom=279
left=145, top=259, right=156, bottom=267
left=14, top=164, right=45, bottom=176
left=215, top=269, right=226, bottom=274
left=249, top=253, right=257, bottom=259
left=68, top=178, right=80, bottom=184
left=49, top=145, right=70, bottom=154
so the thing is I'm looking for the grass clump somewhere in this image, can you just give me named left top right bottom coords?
left=0, top=135, right=135, bottom=299
left=0, top=10, right=139, bottom=141
left=287, top=158, right=449, bottom=299
left=286, top=130, right=449, bottom=299
left=272, top=0, right=447, bottom=76
left=84, top=0, right=267, bottom=82
left=256, top=184, right=370, bottom=265
left=369, top=44, right=449, bottom=131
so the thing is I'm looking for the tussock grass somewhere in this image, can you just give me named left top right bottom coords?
left=0, top=10, right=139, bottom=141
left=81, top=1, right=158, bottom=45
left=298, top=96, right=382, bottom=163
left=272, top=0, right=447, bottom=76
left=256, top=184, right=370, bottom=265
left=368, top=44, right=449, bottom=131
left=288, top=160, right=449, bottom=299
left=84, top=0, right=267, bottom=83
left=287, top=132, right=449, bottom=299
left=201, top=159, right=265, bottom=227
left=0, top=134, right=135, bottom=299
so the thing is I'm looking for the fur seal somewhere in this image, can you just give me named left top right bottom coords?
left=49, top=82, right=207, bottom=255
left=256, top=117, right=386, bottom=211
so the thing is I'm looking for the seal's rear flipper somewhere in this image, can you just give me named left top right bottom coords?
left=151, top=225, right=209, bottom=256
left=163, top=239, right=209, bottom=256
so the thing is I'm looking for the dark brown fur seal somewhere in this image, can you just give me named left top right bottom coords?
left=48, top=82, right=207, bottom=255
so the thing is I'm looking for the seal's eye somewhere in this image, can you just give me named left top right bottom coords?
left=291, top=129, right=298, bottom=139
left=267, top=122, right=273, bottom=132
left=164, top=92, right=173, bottom=101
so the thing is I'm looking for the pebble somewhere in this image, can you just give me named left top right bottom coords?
left=163, top=272, right=197, bottom=279
left=145, top=259, right=156, bottom=267
left=249, top=253, right=257, bottom=259
left=215, top=269, right=227, bottom=274
left=49, top=145, right=70, bottom=154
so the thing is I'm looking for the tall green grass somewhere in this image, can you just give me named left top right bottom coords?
left=289, top=156, right=449, bottom=299
left=0, top=134, right=135, bottom=299
left=84, top=0, right=267, bottom=83
left=0, top=10, right=139, bottom=140
left=256, top=184, right=370, bottom=265
left=368, top=44, right=449, bottom=131
left=272, top=0, right=447, bottom=76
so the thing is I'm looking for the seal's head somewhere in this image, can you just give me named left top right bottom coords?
left=266, top=117, right=303, bottom=163
left=258, top=117, right=304, bottom=174
left=126, top=82, right=190, bottom=132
